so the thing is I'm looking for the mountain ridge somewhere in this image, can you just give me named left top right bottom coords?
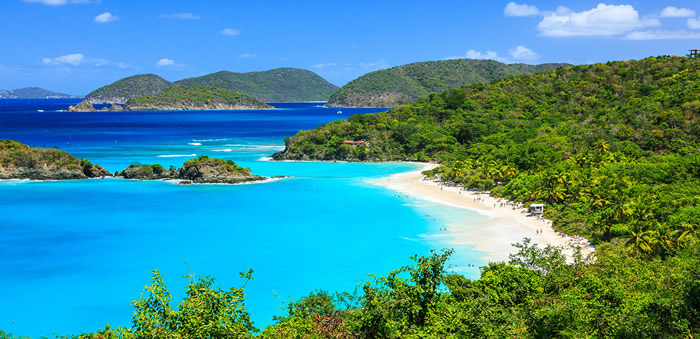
left=0, top=87, right=78, bottom=99
left=174, top=67, right=339, bottom=102
left=325, top=59, right=571, bottom=107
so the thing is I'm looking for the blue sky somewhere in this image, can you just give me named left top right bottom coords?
left=1, top=0, right=699, bottom=95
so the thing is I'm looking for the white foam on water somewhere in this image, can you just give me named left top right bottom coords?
left=191, top=138, right=230, bottom=142
left=223, top=144, right=284, bottom=149
left=187, top=142, right=202, bottom=146
left=157, top=154, right=196, bottom=158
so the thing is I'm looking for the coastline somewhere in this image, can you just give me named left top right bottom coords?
left=369, top=163, right=593, bottom=263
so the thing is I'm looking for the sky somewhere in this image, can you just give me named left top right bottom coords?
left=1, top=0, right=699, bottom=95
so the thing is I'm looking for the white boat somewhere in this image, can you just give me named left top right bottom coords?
left=337, top=110, right=342, bottom=114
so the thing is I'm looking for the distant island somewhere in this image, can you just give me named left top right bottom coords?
left=325, top=59, right=570, bottom=107
left=174, top=68, right=339, bottom=102
left=69, top=86, right=271, bottom=111
left=0, top=140, right=269, bottom=184
left=124, top=86, right=271, bottom=111
left=80, top=68, right=337, bottom=107
left=84, top=74, right=172, bottom=105
left=0, top=87, right=78, bottom=99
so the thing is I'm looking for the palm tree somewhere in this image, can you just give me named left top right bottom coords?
left=626, top=223, right=655, bottom=256
left=652, top=224, right=678, bottom=256
left=595, top=140, right=609, bottom=153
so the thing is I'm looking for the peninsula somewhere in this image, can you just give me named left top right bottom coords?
left=0, top=140, right=110, bottom=180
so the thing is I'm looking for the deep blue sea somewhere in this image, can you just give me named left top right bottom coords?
left=0, top=99, right=489, bottom=337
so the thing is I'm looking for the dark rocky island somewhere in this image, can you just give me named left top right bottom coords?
left=116, top=155, right=269, bottom=184
left=0, top=140, right=110, bottom=180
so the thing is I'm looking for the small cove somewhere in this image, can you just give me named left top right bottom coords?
left=0, top=101, right=489, bottom=337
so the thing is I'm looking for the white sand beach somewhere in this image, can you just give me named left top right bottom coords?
left=370, top=164, right=593, bottom=263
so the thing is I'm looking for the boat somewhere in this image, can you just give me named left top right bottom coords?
left=337, top=110, right=342, bottom=114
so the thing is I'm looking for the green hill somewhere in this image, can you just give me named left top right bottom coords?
left=0, top=87, right=77, bottom=98
left=125, top=85, right=271, bottom=111
left=326, top=59, right=570, bottom=107
left=263, top=56, right=700, bottom=337
left=85, top=74, right=172, bottom=104
left=274, top=55, right=699, bottom=245
left=174, top=68, right=338, bottom=102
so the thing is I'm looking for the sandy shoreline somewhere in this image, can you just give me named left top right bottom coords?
left=370, top=164, right=592, bottom=263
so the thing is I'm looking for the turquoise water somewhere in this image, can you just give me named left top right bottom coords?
left=0, top=102, right=487, bottom=337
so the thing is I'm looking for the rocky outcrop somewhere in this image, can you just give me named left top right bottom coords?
left=67, top=100, right=97, bottom=112
left=99, top=104, right=124, bottom=111
left=116, top=156, right=270, bottom=184
left=117, top=164, right=176, bottom=180
left=0, top=140, right=111, bottom=180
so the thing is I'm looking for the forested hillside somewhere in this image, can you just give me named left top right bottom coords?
left=85, top=74, right=172, bottom=104
left=325, top=58, right=570, bottom=107
left=4, top=56, right=697, bottom=338
left=274, top=56, right=699, bottom=248
left=124, top=85, right=271, bottom=110
left=174, top=68, right=338, bottom=102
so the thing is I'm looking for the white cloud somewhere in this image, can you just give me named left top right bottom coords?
left=537, top=4, right=660, bottom=37
left=359, top=59, right=390, bottom=71
left=504, top=2, right=539, bottom=17
left=23, top=0, right=67, bottom=5
left=446, top=50, right=508, bottom=63
left=688, top=17, right=700, bottom=29
left=156, top=58, right=175, bottom=67
left=237, top=53, right=256, bottom=58
left=94, top=12, right=118, bottom=23
left=310, top=63, right=337, bottom=69
left=159, top=13, right=200, bottom=20
left=509, top=45, right=538, bottom=61
left=660, top=6, right=696, bottom=18
left=625, top=30, right=700, bottom=40
left=23, top=0, right=99, bottom=5
left=42, top=54, right=130, bottom=68
left=221, top=28, right=240, bottom=36
left=43, top=53, right=85, bottom=66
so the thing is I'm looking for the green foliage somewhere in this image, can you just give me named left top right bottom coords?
left=182, top=155, right=252, bottom=175
left=0, top=140, right=107, bottom=179
left=62, top=269, right=258, bottom=339
left=326, top=58, right=570, bottom=107
left=275, top=56, right=700, bottom=253
left=85, top=74, right=172, bottom=103
left=174, top=68, right=338, bottom=102
left=125, top=86, right=271, bottom=110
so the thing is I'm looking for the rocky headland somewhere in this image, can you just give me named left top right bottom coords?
left=0, top=140, right=110, bottom=180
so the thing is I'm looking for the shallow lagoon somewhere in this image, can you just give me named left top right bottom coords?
left=0, top=101, right=487, bottom=336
